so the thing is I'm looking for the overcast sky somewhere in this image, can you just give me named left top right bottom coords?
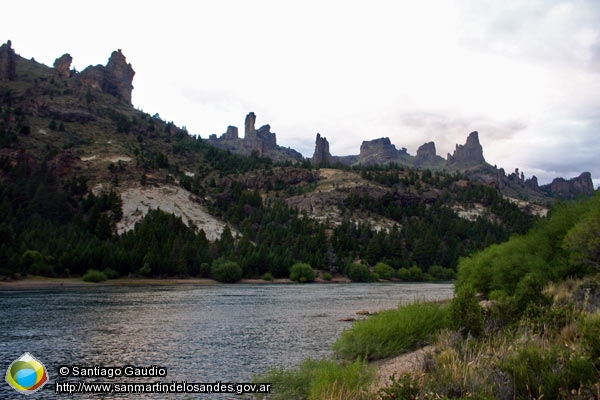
left=3, top=0, right=599, bottom=186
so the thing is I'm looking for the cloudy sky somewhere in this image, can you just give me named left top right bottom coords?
left=3, top=0, right=599, bottom=186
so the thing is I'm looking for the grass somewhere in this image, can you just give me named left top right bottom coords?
left=333, top=301, right=448, bottom=361
left=255, top=358, right=374, bottom=400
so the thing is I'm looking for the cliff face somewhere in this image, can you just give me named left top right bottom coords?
left=79, top=50, right=135, bottom=104
left=540, top=172, right=595, bottom=199
left=0, top=41, right=17, bottom=81
left=447, top=131, right=486, bottom=167
left=359, top=137, right=404, bottom=166
left=312, top=133, right=332, bottom=165
left=53, top=54, right=72, bottom=79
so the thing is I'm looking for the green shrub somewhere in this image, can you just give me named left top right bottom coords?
left=256, top=358, right=373, bottom=400
left=83, top=269, right=108, bottom=283
left=373, top=262, right=395, bottom=280
left=448, top=284, right=484, bottom=337
left=211, top=259, right=243, bottom=283
left=514, top=271, right=550, bottom=310
left=102, top=267, right=119, bottom=279
left=500, top=345, right=597, bottom=400
left=396, top=267, right=410, bottom=281
left=347, top=263, right=374, bottom=282
left=408, top=265, right=424, bottom=281
left=333, top=301, right=448, bottom=361
left=429, top=265, right=457, bottom=281
left=262, top=272, right=273, bottom=281
left=322, top=272, right=332, bottom=281
left=289, top=263, right=315, bottom=283
left=581, top=313, right=600, bottom=362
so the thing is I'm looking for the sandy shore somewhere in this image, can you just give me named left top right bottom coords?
left=0, top=276, right=355, bottom=290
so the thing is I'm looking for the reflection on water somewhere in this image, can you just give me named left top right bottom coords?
left=0, top=283, right=452, bottom=399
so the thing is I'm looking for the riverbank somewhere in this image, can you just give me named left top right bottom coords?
left=0, top=275, right=358, bottom=289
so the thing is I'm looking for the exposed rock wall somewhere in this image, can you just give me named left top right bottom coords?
left=312, top=133, right=333, bottom=165
left=447, top=131, right=486, bottom=167
left=541, top=172, right=594, bottom=198
left=207, top=113, right=303, bottom=162
left=0, top=40, right=17, bottom=81
left=359, top=137, right=400, bottom=166
left=53, top=54, right=72, bottom=78
left=79, top=50, right=135, bottom=104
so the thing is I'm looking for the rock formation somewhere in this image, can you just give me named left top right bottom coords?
left=312, top=133, right=333, bottom=165
left=541, top=172, right=594, bottom=199
left=207, top=113, right=303, bottom=162
left=416, top=142, right=436, bottom=161
left=0, top=40, right=17, bottom=81
left=246, top=123, right=277, bottom=155
left=245, top=112, right=256, bottom=136
left=359, top=137, right=402, bottom=166
left=79, top=50, right=135, bottom=104
left=222, top=126, right=238, bottom=140
left=53, top=53, right=72, bottom=78
left=447, top=131, right=486, bottom=167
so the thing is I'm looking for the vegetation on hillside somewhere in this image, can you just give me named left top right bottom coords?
left=256, top=192, right=600, bottom=399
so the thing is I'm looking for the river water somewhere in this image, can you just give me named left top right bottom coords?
left=0, top=282, right=453, bottom=399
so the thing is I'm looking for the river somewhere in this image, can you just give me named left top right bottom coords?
left=0, top=282, right=453, bottom=399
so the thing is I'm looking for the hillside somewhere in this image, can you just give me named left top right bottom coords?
left=0, top=42, right=592, bottom=281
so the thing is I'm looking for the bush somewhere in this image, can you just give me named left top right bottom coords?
left=347, top=263, right=374, bottom=282
left=429, top=265, right=457, bottom=281
left=373, top=262, right=395, bottom=280
left=581, top=313, right=600, bottom=363
left=333, top=301, right=448, bottom=361
left=256, top=358, right=373, bottom=400
left=396, top=267, right=410, bottom=281
left=289, top=263, right=315, bottom=283
left=262, top=272, right=273, bottom=281
left=211, top=259, right=243, bottom=283
left=102, top=267, right=119, bottom=279
left=83, top=269, right=108, bottom=283
left=322, top=272, right=332, bottom=281
left=448, top=284, right=484, bottom=337
left=514, top=271, right=550, bottom=311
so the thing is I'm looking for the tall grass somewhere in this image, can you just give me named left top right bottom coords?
left=333, top=301, right=448, bottom=361
left=255, top=358, right=374, bottom=400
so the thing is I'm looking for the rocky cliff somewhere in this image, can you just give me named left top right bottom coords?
left=207, top=112, right=303, bottom=162
left=540, top=172, right=595, bottom=199
left=447, top=131, right=486, bottom=167
left=79, top=50, right=135, bottom=104
left=0, top=41, right=17, bottom=81
left=312, top=133, right=333, bottom=165
left=359, top=137, right=408, bottom=166
left=53, top=54, right=72, bottom=79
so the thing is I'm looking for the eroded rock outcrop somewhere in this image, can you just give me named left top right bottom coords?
left=0, top=40, right=17, bottom=81
left=541, top=172, right=594, bottom=199
left=53, top=53, right=72, bottom=78
left=447, top=131, right=486, bottom=167
left=359, top=137, right=401, bottom=166
left=207, top=112, right=303, bottom=162
left=312, top=133, right=333, bottom=165
left=79, top=50, right=135, bottom=104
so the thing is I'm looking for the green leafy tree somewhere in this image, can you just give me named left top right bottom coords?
left=211, top=259, right=242, bottom=283
left=347, top=263, right=374, bottom=282
left=373, top=262, right=395, bottom=280
left=449, top=284, right=484, bottom=337
left=289, top=263, right=315, bottom=283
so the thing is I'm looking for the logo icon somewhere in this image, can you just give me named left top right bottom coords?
left=6, top=353, right=49, bottom=395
